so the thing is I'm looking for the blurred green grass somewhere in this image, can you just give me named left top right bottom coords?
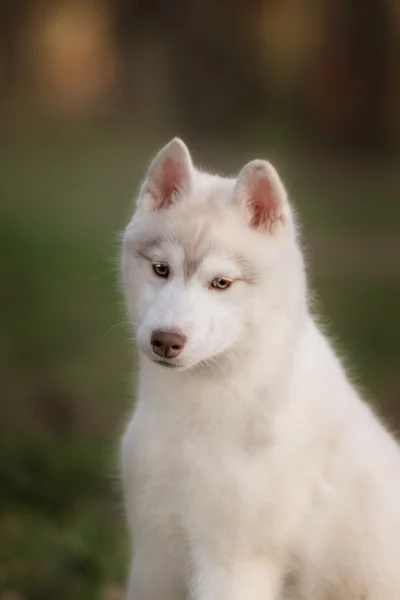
left=0, top=126, right=399, bottom=598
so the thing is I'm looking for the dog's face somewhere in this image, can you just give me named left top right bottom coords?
left=122, top=138, right=300, bottom=371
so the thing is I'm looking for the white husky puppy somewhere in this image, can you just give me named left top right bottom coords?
left=121, top=138, right=400, bottom=600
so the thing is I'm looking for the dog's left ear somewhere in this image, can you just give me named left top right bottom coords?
left=138, top=138, right=193, bottom=211
left=233, top=160, right=290, bottom=234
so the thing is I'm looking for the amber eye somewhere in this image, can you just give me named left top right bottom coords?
left=152, top=263, right=169, bottom=278
left=211, top=277, right=232, bottom=290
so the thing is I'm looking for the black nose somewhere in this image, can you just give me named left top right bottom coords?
left=151, top=330, right=186, bottom=359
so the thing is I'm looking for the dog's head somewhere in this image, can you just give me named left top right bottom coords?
left=122, top=138, right=305, bottom=371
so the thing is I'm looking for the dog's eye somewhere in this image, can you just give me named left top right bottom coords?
left=152, top=263, right=169, bottom=278
left=211, top=277, right=232, bottom=290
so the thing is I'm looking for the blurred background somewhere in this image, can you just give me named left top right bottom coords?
left=0, top=0, right=399, bottom=598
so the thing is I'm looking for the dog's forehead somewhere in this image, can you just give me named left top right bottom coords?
left=168, top=215, right=217, bottom=281
left=163, top=213, right=258, bottom=283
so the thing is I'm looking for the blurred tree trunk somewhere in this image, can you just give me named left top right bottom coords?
left=0, top=1, right=30, bottom=101
left=158, top=0, right=272, bottom=137
left=346, top=0, right=390, bottom=152
left=305, top=0, right=391, bottom=155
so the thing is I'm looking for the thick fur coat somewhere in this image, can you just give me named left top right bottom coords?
left=120, top=138, right=400, bottom=599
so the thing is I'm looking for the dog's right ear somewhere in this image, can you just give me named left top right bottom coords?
left=138, top=138, right=193, bottom=211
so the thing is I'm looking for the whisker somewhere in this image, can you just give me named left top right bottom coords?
left=101, top=321, right=132, bottom=343
left=89, top=267, right=120, bottom=280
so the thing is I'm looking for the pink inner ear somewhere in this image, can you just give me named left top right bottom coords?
left=155, top=157, right=183, bottom=206
left=249, top=177, right=279, bottom=229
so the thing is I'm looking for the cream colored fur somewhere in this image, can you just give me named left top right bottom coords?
left=121, top=138, right=400, bottom=600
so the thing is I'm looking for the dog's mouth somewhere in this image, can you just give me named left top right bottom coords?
left=153, top=359, right=179, bottom=369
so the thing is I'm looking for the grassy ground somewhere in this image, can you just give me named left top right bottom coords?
left=0, top=125, right=399, bottom=599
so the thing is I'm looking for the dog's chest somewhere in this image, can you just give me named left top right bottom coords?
left=125, top=394, right=291, bottom=549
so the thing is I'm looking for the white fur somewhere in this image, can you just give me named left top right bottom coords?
left=120, top=138, right=400, bottom=600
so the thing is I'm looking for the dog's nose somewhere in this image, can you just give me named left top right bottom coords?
left=151, top=330, right=186, bottom=359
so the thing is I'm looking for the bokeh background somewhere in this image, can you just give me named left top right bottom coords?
left=0, top=0, right=399, bottom=598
